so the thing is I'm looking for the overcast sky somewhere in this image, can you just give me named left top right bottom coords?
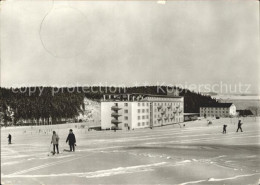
left=1, top=1, right=259, bottom=94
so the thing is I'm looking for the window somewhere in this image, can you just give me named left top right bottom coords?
left=138, top=103, right=140, bottom=106
left=138, top=109, right=141, bottom=113
left=147, top=103, right=149, bottom=106
left=142, top=109, right=145, bottom=113
left=147, top=109, right=149, bottom=113
left=124, top=103, right=128, bottom=107
left=142, top=103, right=145, bottom=106
left=124, top=116, right=128, bottom=120
left=138, top=122, right=140, bottom=126
left=138, top=116, right=140, bottom=120
left=142, top=122, right=145, bottom=126
left=124, top=110, right=128, bottom=113
left=142, top=115, right=145, bottom=119
left=146, top=115, right=149, bottom=119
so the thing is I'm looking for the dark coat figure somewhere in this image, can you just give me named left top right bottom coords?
left=66, top=129, right=76, bottom=152
left=7, top=134, right=12, bottom=144
left=236, top=120, right=243, bottom=132
left=223, top=124, right=227, bottom=134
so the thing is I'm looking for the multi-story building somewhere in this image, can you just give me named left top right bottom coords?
left=200, top=103, right=236, bottom=118
left=101, top=94, right=184, bottom=130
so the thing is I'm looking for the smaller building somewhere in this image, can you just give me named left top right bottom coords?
left=200, top=103, right=236, bottom=118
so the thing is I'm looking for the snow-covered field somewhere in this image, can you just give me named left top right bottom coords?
left=1, top=117, right=260, bottom=185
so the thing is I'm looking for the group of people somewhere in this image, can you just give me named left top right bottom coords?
left=6, top=120, right=245, bottom=153
left=223, top=120, right=243, bottom=134
left=6, top=129, right=76, bottom=155
left=51, top=129, right=76, bottom=155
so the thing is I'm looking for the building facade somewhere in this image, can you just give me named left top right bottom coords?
left=200, top=103, right=236, bottom=118
left=101, top=94, right=184, bottom=130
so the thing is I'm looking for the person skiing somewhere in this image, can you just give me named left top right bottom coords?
left=66, top=129, right=76, bottom=152
left=7, top=134, right=12, bottom=144
left=236, top=120, right=243, bottom=132
left=223, top=124, right=227, bottom=134
left=51, top=131, right=59, bottom=154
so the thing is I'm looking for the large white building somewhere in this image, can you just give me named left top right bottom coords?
left=101, top=94, right=184, bottom=130
left=200, top=103, right=236, bottom=118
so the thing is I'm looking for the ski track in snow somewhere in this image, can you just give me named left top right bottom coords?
left=178, top=173, right=260, bottom=185
left=7, top=153, right=95, bottom=176
left=3, top=162, right=167, bottom=178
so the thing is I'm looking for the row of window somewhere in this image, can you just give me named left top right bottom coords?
left=137, top=122, right=150, bottom=126
left=201, top=107, right=228, bottom=110
left=201, top=110, right=229, bottom=113
left=124, top=108, right=181, bottom=114
left=154, top=114, right=179, bottom=118
left=154, top=102, right=181, bottom=106
left=124, top=118, right=183, bottom=127
left=115, top=103, right=129, bottom=107
left=154, top=108, right=180, bottom=112
left=203, top=113, right=230, bottom=115
left=137, top=109, right=149, bottom=113
left=138, top=115, right=149, bottom=120
left=124, top=115, right=183, bottom=121
left=138, top=102, right=150, bottom=107
left=154, top=118, right=181, bottom=124
left=115, top=102, right=182, bottom=107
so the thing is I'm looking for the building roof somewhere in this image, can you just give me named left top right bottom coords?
left=104, top=93, right=182, bottom=98
left=102, top=93, right=183, bottom=102
left=200, top=103, right=233, bottom=108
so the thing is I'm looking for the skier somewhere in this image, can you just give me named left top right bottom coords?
left=7, top=134, right=12, bottom=144
left=236, top=120, right=243, bottom=132
left=51, top=131, right=59, bottom=154
left=66, top=129, right=76, bottom=152
left=223, top=124, right=227, bottom=134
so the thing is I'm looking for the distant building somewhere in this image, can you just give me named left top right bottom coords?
left=101, top=94, right=184, bottom=130
left=184, top=113, right=200, bottom=122
left=200, top=103, right=236, bottom=117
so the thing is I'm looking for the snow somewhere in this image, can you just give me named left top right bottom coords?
left=1, top=117, right=260, bottom=185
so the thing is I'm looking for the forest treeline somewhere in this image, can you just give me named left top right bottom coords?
left=0, top=86, right=218, bottom=125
